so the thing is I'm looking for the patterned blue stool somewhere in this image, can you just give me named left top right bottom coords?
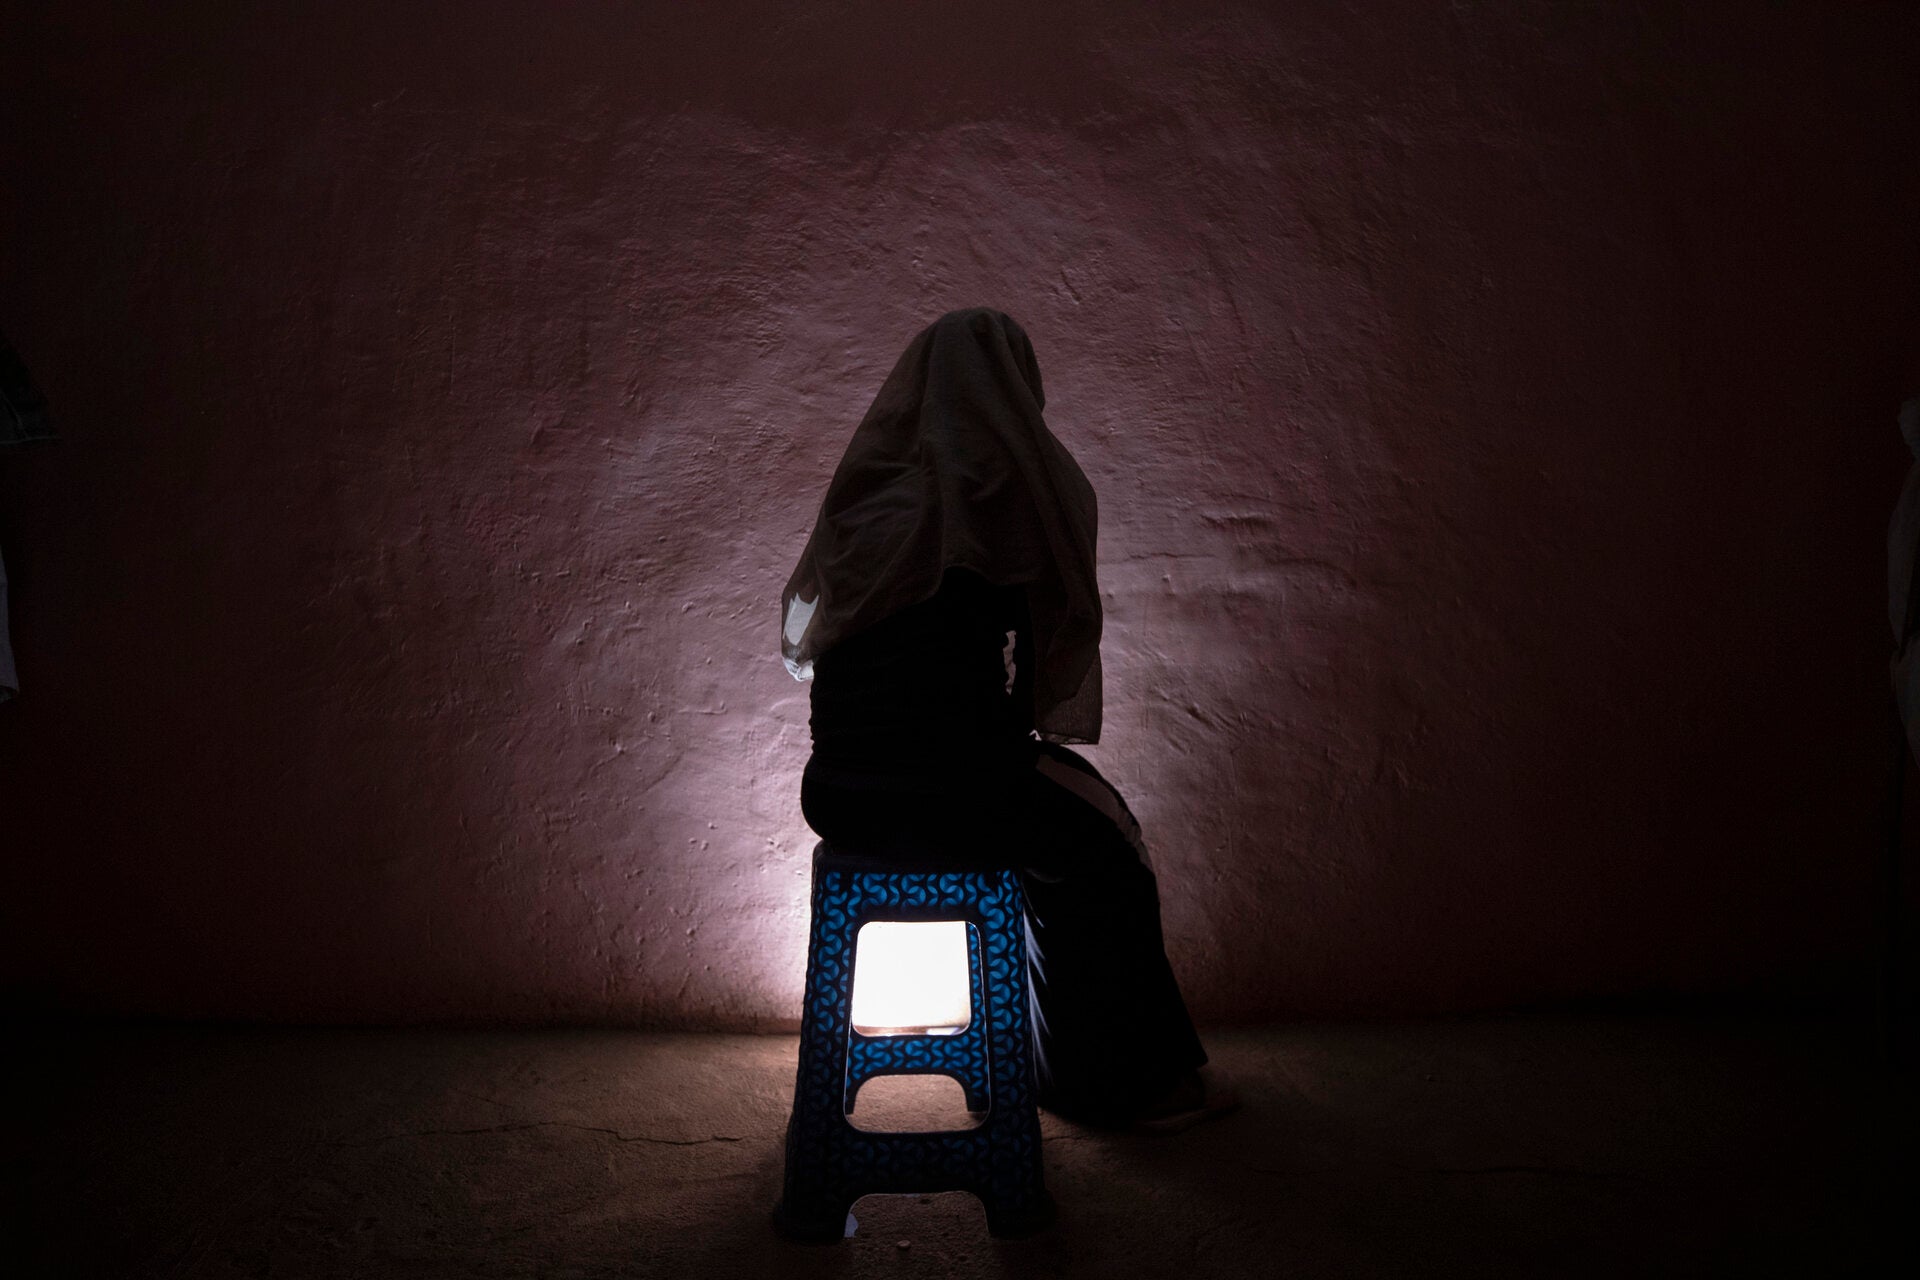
left=773, top=840, right=1054, bottom=1241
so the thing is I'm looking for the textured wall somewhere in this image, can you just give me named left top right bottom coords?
left=1, top=1, right=1916, bottom=1026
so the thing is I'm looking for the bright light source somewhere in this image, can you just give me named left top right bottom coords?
left=850, top=920, right=971, bottom=1036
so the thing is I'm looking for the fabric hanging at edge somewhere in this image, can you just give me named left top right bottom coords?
left=0, top=327, right=58, bottom=702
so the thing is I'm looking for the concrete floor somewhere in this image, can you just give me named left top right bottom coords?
left=8, top=1014, right=1901, bottom=1278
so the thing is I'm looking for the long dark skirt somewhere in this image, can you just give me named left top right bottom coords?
left=800, top=742, right=1208, bottom=1124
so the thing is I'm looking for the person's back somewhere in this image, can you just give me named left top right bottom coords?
left=808, top=568, right=1033, bottom=780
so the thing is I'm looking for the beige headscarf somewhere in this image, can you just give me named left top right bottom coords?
left=781, top=308, right=1102, bottom=744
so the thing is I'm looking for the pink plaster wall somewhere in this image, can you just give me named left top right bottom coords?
left=2, top=1, right=1916, bottom=1026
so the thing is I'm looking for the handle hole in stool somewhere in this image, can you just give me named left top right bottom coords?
left=845, top=1074, right=986, bottom=1133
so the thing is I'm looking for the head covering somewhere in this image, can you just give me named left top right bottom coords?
left=781, top=307, right=1103, bottom=743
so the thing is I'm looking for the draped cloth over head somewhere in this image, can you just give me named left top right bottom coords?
left=781, top=308, right=1103, bottom=744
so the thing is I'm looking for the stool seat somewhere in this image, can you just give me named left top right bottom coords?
left=773, top=840, right=1054, bottom=1241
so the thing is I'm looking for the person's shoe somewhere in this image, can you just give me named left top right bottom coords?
left=1131, top=1066, right=1240, bottom=1134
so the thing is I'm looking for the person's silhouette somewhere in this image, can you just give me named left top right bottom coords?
left=781, top=308, right=1235, bottom=1128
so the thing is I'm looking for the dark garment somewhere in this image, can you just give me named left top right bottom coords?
left=802, top=569, right=1207, bottom=1123
left=806, top=567, right=1035, bottom=793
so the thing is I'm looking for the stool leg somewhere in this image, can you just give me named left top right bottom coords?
left=979, top=869, right=1056, bottom=1238
left=773, top=869, right=857, bottom=1242
left=961, top=920, right=992, bottom=1113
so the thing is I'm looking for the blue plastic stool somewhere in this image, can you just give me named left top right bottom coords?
left=772, top=840, right=1054, bottom=1241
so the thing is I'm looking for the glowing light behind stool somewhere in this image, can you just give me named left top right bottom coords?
left=850, top=920, right=971, bottom=1036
